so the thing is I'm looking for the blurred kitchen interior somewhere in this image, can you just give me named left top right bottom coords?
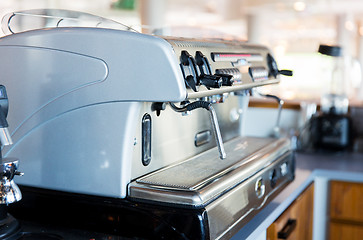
left=1, top=0, right=363, bottom=103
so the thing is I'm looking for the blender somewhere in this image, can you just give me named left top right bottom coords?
left=310, top=44, right=352, bottom=150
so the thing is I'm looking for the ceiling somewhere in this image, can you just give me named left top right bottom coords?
left=163, top=0, right=363, bottom=54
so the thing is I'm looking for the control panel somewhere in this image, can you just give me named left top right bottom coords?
left=269, top=159, right=292, bottom=189
left=164, top=37, right=292, bottom=99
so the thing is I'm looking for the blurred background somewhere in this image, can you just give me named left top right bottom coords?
left=1, top=0, right=363, bottom=103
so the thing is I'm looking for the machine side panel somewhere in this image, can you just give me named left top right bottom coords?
left=0, top=46, right=108, bottom=142
left=5, top=102, right=140, bottom=198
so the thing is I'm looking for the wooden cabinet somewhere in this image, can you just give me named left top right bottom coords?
left=329, top=222, right=363, bottom=240
left=267, top=183, right=314, bottom=240
left=329, top=181, right=363, bottom=240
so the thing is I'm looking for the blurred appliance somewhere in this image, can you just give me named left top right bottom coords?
left=0, top=9, right=294, bottom=240
left=310, top=45, right=352, bottom=150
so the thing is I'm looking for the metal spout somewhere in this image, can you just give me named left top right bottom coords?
left=0, top=158, right=23, bottom=204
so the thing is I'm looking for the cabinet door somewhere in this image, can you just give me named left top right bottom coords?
left=267, top=183, right=314, bottom=240
left=329, top=222, right=363, bottom=240
left=330, top=181, right=363, bottom=222
left=329, top=181, right=363, bottom=240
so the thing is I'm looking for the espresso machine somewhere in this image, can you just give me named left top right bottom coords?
left=0, top=9, right=294, bottom=239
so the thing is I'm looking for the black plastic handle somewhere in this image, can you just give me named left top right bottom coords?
left=278, top=69, right=293, bottom=76
left=277, top=219, right=297, bottom=239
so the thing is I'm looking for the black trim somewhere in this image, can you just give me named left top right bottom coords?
left=8, top=186, right=209, bottom=240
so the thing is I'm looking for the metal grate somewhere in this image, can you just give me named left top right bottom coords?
left=136, top=137, right=276, bottom=190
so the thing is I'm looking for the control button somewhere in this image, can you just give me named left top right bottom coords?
left=215, top=73, right=234, bottom=86
left=199, top=74, right=222, bottom=89
left=215, top=68, right=241, bottom=83
left=185, top=75, right=197, bottom=92
left=270, top=169, right=277, bottom=188
left=180, top=50, right=193, bottom=66
left=151, top=102, right=166, bottom=117
left=280, top=162, right=288, bottom=176
left=179, top=50, right=199, bottom=92
left=195, top=51, right=212, bottom=75
left=267, top=53, right=293, bottom=78
left=255, top=177, right=265, bottom=198
left=249, top=66, right=269, bottom=82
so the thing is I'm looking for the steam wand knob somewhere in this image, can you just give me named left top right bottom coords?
left=267, top=54, right=293, bottom=78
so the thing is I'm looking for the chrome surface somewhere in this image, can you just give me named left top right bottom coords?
left=128, top=137, right=291, bottom=207
left=194, top=130, right=211, bottom=147
left=169, top=101, right=226, bottom=160
left=163, top=37, right=280, bottom=100
left=0, top=127, right=13, bottom=146
left=254, top=177, right=265, bottom=198
left=207, top=104, right=226, bottom=159
left=0, top=27, right=282, bottom=197
left=141, top=113, right=152, bottom=166
left=215, top=68, right=242, bottom=82
left=186, top=79, right=280, bottom=99
left=0, top=179, right=22, bottom=204
left=131, top=97, right=242, bottom=183
left=206, top=152, right=294, bottom=240
left=0, top=158, right=23, bottom=204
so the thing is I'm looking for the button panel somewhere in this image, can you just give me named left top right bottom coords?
left=175, top=48, right=284, bottom=98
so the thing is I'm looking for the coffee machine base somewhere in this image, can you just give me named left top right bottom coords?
left=9, top=186, right=207, bottom=240
left=0, top=207, right=21, bottom=240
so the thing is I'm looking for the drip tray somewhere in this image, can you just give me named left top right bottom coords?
left=128, top=137, right=294, bottom=208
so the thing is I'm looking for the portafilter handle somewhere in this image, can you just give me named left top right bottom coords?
left=0, top=158, right=23, bottom=205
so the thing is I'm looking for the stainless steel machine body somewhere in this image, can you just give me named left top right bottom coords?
left=0, top=27, right=281, bottom=197
left=0, top=14, right=294, bottom=238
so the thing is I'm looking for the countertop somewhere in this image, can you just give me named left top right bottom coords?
left=232, top=151, right=363, bottom=240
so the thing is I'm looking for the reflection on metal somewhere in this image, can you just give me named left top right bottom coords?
left=195, top=130, right=211, bottom=147
left=142, top=113, right=152, bottom=166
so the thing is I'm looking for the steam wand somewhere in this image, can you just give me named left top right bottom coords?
left=170, top=101, right=226, bottom=159
left=259, top=93, right=284, bottom=138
